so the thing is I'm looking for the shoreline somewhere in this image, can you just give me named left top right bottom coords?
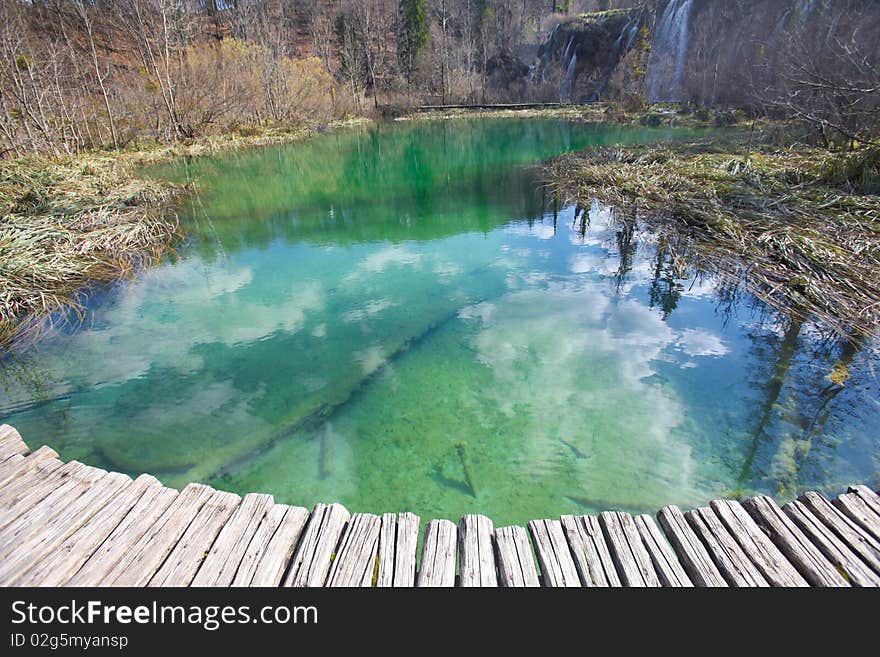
left=2, top=108, right=876, bottom=350
left=0, top=119, right=369, bottom=350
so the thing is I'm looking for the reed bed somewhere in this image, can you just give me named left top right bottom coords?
left=0, top=154, right=181, bottom=348
left=0, top=118, right=375, bottom=351
left=546, top=140, right=880, bottom=339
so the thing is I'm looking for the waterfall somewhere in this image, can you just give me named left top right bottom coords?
left=562, top=36, right=575, bottom=68
left=645, top=0, right=695, bottom=102
left=561, top=53, right=578, bottom=102
left=612, top=13, right=641, bottom=60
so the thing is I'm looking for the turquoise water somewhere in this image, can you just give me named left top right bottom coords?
left=2, top=119, right=878, bottom=526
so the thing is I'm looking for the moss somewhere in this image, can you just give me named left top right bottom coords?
left=828, top=361, right=850, bottom=386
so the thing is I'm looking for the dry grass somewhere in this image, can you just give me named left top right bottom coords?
left=0, top=153, right=182, bottom=348
left=547, top=139, right=880, bottom=339
left=0, top=119, right=370, bottom=350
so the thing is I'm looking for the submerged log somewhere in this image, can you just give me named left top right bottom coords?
left=455, top=441, right=478, bottom=499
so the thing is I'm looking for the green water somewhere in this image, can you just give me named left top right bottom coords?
left=2, top=119, right=879, bottom=525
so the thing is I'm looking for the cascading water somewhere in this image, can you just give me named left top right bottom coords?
left=645, top=0, right=695, bottom=102
left=561, top=53, right=578, bottom=102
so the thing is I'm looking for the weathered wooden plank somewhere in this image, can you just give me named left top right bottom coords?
left=234, top=504, right=310, bottom=587
left=798, top=491, right=880, bottom=575
left=710, top=499, right=808, bottom=587
left=66, top=485, right=179, bottom=586
left=0, top=446, right=58, bottom=490
left=459, top=514, right=497, bottom=587
left=848, top=485, right=880, bottom=519
left=0, top=472, right=131, bottom=585
left=416, top=519, right=457, bottom=587
left=394, top=512, right=420, bottom=587
left=634, top=514, right=692, bottom=587
left=99, top=483, right=215, bottom=586
left=0, top=458, right=66, bottom=518
left=0, top=454, right=24, bottom=478
left=494, top=525, right=540, bottom=587
left=0, top=425, right=28, bottom=459
left=376, top=512, right=420, bottom=588
left=283, top=503, right=350, bottom=587
left=833, top=493, right=880, bottom=543
left=742, top=495, right=848, bottom=587
left=657, top=506, right=726, bottom=587
left=376, top=513, right=397, bottom=588
left=685, top=507, right=769, bottom=587
left=0, top=463, right=106, bottom=545
left=327, top=513, right=381, bottom=587
left=16, top=475, right=162, bottom=587
left=191, top=493, right=274, bottom=587
left=527, top=519, right=580, bottom=587
left=783, top=500, right=880, bottom=587
left=598, top=511, right=661, bottom=587
left=149, top=490, right=241, bottom=587
left=560, top=515, right=619, bottom=587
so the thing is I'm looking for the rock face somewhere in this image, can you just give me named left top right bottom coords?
left=486, top=51, right=531, bottom=93
left=535, top=0, right=880, bottom=105
left=536, top=8, right=647, bottom=102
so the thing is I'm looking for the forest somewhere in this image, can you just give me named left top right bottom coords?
left=1, top=0, right=877, bottom=155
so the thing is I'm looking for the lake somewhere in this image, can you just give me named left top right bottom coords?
left=1, top=118, right=878, bottom=526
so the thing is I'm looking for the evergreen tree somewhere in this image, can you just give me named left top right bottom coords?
left=398, top=0, right=429, bottom=83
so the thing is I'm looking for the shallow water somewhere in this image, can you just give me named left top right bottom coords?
left=2, top=119, right=878, bottom=525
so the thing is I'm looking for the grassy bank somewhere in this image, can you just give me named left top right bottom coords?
left=547, top=135, right=880, bottom=339
left=398, top=102, right=736, bottom=130
left=0, top=122, right=367, bottom=349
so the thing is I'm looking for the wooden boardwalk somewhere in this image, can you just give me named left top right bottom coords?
left=1, top=424, right=879, bottom=587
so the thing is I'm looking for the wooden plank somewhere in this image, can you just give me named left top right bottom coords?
left=849, top=485, right=880, bottom=519
left=634, top=514, right=692, bottom=587
left=376, top=512, right=420, bottom=588
left=393, top=512, right=420, bottom=587
left=191, top=493, right=274, bottom=587
left=833, top=493, right=880, bottom=543
left=598, top=511, right=661, bottom=587
left=66, top=485, right=179, bottom=586
left=685, top=507, right=769, bottom=587
left=0, top=424, right=19, bottom=444
left=376, top=513, right=396, bottom=588
left=560, top=515, right=620, bottom=587
left=742, top=495, right=848, bottom=587
left=0, top=424, right=28, bottom=458
left=416, top=519, right=457, bottom=587
left=16, top=475, right=162, bottom=587
left=0, top=462, right=106, bottom=543
left=459, top=514, right=497, bottom=587
left=0, top=458, right=66, bottom=518
left=0, top=454, right=24, bottom=480
left=0, top=472, right=131, bottom=585
left=494, top=525, right=540, bottom=587
left=327, top=513, right=381, bottom=587
left=527, top=519, right=580, bottom=587
left=149, top=490, right=241, bottom=587
left=233, top=504, right=310, bottom=587
left=783, top=500, right=880, bottom=587
left=0, top=446, right=58, bottom=489
left=283, top=503, right=350, bottom=587
left=100, top=483, right=215, bottom=586
left=797, top=491, right=880, bottom=575
left=710, top=499, right=808, bottom=587
left=657, top=506, right=726, bottom=587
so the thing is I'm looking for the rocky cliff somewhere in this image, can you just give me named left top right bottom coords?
left=535, top=0, right=880, bottom=105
